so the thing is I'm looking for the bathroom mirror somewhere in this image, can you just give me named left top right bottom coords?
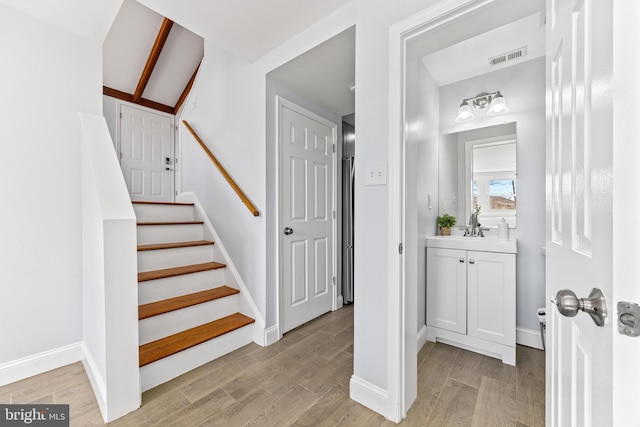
left=438, top=122, right=517, bottom=228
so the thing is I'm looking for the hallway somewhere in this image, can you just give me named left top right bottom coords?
left=0, top=305, right=544, bottom=426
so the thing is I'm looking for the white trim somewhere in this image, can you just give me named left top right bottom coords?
left=349, top=375, right=389, bottom=416
left=264, top=325, right=280, bottom=346
left=276, top=96, right=338, bottom=335
left=417, top=325, right=429, bottom=352
left=516, top=326, right=544, bottom=351
left=177, top=191, right=267, bottom=346
left=427, top=326, right=516, bottom=366
left=0, top=342, right=82, bottom=387
left=387, top=0, right=503, bottom=421
left=387, top=14, right=405, bottom=424
left=81, top=343, right=108, bottom=420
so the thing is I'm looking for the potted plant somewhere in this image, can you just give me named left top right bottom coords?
left=437, top=213, right=456, bottom=236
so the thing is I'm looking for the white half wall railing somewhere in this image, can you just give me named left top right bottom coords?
left=79, top=113, right=140, bottom=422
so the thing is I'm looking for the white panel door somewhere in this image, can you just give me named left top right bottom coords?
left=280, top=99, right=335, bottom=333
left=426, top=247, right=467, bottom=335
left=120, top=104, right=174, bottom=202
left=546, top=0, right=613, bottom=425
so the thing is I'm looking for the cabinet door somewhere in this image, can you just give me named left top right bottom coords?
left=426, top=247, right=467, bottom=334
left=467, top=251, right=515, bottom=346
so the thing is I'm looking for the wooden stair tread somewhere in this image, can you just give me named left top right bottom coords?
left=138, top=240, right=214, bottom=251
left=138, top=261, right=226, bottom=282
left=137, top=221, right=204, bottom=226
left=139, top=286, right=239, bottom=319
left=132, top=201, right=194, bottom=206
left=139, top=313, right=255, bottom=366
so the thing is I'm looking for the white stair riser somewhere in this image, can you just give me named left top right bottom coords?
left=137, top=224, right=204, bottom=245
left=138, top=245, right=216, bottom=272
left=140, top=324, right=254, bottom=392
left=133, top=204, right=194, bottom=222
left=139, top=295, right=240, bottom=345
left=138, top=269, right=229, bottom=304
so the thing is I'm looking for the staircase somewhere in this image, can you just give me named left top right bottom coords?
left=133, top=201, right=255, bottom=391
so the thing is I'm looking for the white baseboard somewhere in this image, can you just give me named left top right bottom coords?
left=516, top=327, right=544, bottom=350
left=417, top=325, right=429, bottom=352
left=0, top=342, right=83, bottom=387
left=81, top=344, right=108, bottom=422
left=264, top=324, right=280, bottom=346
left=349, top=375, right=389, bottom=418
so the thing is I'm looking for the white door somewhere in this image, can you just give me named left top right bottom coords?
left=279, top=98, right=336, bottom=333
left=120, top=104, right=174, bottom=202
left=546, top=0, right=614, bottom=425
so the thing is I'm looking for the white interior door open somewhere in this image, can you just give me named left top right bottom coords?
left=279, top=98, right=336, bottom=334
left=120, top=104, right=174, bottom=202
left=546, top=0, right=615, bottom=425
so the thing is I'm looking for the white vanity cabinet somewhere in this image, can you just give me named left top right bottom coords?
left=426, top=238, right=516, bottom=365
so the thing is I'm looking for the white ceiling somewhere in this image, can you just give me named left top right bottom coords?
left=0, top=0, right=123, bottom=42
left=268, top=27, right=355, bottom=117
left=102, top=0, right=204, bottom=108
left=37, top=0, right=543, bottom=120
left=135, top=0, right=352, bottom=62
left=421, top=13, right=545, bottom=87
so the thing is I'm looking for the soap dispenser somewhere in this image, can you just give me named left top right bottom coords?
left=498, top=218, right=509, bottom=240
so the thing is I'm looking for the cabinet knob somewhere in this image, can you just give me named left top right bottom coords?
left=459, top=258, right=465, bottom=263
left=469, top=259, right=475, bottom=264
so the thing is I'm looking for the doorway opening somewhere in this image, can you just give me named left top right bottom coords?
left=266, top=26, right=356, bottom=338
left=388, top=0, right=546, bottom=419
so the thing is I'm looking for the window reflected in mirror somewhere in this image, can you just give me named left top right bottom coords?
left=471, top=140, right=516, bottom=226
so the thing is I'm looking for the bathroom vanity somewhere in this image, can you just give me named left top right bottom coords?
left=426, top=236, right=517, bottom=365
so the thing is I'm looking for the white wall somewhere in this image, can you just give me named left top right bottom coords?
left=103, top=95, right=119, bottom=150
left=351, top=0, right=442, bottom=415
left=439, top=57, right=546, bottom=332
left=179, top=42, right=269, bottom=326
left=178, top=4, right=355, bottom=331
left=0, top=4, right=102, bottom=366
left=415, top=61, right=440, bottom=333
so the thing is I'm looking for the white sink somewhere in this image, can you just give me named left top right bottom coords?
left=426, top=235, right=517, bottom=253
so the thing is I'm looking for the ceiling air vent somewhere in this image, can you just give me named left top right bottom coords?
left=488, top=46, right=528, bottom=66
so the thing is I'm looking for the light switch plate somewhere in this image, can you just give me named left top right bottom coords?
left=365, top=162, right=387, bottom=186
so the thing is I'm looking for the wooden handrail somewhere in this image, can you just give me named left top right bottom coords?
left=182, top=121, right=260, bottom=217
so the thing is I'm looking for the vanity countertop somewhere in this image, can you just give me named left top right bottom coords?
left=426, top=235, right=517, bottom=254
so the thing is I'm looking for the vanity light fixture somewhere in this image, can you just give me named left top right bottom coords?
left=454, top=91, right=509, bottom=123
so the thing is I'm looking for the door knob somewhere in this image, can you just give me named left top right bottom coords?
left=284, top=227, right=293, bottom=235
left=552, top=288, right=607, bottom=327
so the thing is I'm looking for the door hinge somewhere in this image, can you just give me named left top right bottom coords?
left=332, top=276, right=336, bottom=285
left=332, top=210, right=336, bottom=220
left=332, top=143, right=336, bottom=153
left=120, top=112, right=123, bottom=119
left=399, top=243, right=403, bottom=255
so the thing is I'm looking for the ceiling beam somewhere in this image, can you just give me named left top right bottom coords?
left=173, top=60, right=202, bottom=114
left=133, top=18, right=174, bottom=103
left=103, top=86, right=175, bottom=115
left=103, top=86, right=133, bottom=102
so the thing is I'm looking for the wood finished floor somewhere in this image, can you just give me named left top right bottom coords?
left=0, top=305, right=545, bottom=426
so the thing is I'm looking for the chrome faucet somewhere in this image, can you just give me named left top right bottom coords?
left=470, top=212, right=478, bottom=237
left=462, top=212, right=479, bottom=237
